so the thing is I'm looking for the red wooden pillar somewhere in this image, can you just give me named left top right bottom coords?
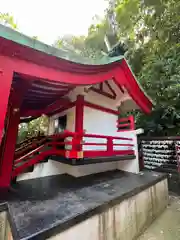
left=75, top=95, right=84, bottom=151
left=75, top=95, right=84, bottom=133
left=0, top=66, right=14, bottom=188
left=0, top=104, right=20, bottom=187
left=0, top=68, right=13, bottom=145
left=0, top=74, right=30, bottom=188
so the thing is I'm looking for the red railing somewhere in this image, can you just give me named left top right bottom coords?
left=12, top=130, right=135, bottom=178
left=117, top=115, right=135, bottom=132
left=81, top=133, right=134, bottom=158
left=15, top=137, right=48, bottom=159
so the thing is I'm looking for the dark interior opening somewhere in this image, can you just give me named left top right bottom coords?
left=54, top=115, right=67, bottom=150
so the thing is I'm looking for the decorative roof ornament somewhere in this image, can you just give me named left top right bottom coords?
left=105, top=0, right=127, bottom=57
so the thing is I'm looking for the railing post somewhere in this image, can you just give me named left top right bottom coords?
left=66, top=132, right=83, bottom=160
left=107, top=137, right=113, bottom=154
left=129, top=115, right=135, bottom=130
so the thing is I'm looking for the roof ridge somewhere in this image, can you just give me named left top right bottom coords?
left=0, top=24, right=123, bottom=65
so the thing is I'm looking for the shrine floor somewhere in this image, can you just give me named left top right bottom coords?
left=0, top=170, right=167, bottom=240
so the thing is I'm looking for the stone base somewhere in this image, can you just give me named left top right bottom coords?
left=48, top=178, right=168, bottom=240
left=0, top=212, right=12, bottom=240
left=0, top=170, right=168, bottom=240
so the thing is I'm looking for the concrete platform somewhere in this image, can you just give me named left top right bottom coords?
left=0, top=170, right=168, bottom=240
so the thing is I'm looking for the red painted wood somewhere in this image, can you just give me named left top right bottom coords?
left=0, top=55, right=117, bottom=85
left=117, top=123, right=130, bottom=128
left=91, top=87, right=116, bottom=100
left=84, top=101, right=119, bottom=116
left=47, top=102, right=76, bottom=116
left=15, top=145, right=46, bottom=164
left=0, top=79, right=31, bottom=187
left=46, top=98, right=71, bottom=113
left=83, top=133, right=132, bottom=141
left=0, top=56, right=152, bottom=114
left=75, top=95, right=84, bottom=133
left=21, top=99, right=74, bottom=117
left=117, top=115, right=135, bottom=131
left=107, top=137, right=113, bottom=153
left=0, top=65, right=13, bottom=145
left=12, top=130, right=135, bottom=177
left=0, top=105, right=20, bottom=186
left=113, top=77, right=125, bottom=93
left=117, top=117, right=129, bottom=122
left=75, top=95, right=84, bottom=151
left=90, top=81, right=116, bottom=100
left=0, top=38, right=120, bottom=74
left=13, top=151, right=49, bottom=177
left=15, top=141, right=44, bottom=159
left=129, top=115, right=135, bottom=130
left=105, top=81, right=117, bottom=98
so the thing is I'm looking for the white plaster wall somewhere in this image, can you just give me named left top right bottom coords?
left=83, top=107, right=141, bottom=173
left=51, top=107, right=75, bottom=133
left=50, top=107, right=75, bottom=150
left=17, top=161, right=119, bottom=181
left=83, top=107, right=133, bottom=151
left=17, top=158, right=139, bottom=181
left=17, top=160, right=67, bottom=181
left=48, top=178, right=168, bottom=240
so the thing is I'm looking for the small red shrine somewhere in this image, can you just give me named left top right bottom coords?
left=0, top=24, right=152, bottom=188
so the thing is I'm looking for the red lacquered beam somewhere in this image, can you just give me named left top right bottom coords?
left=83, top=133, right=132, bottom=141
left=117, top=123, right=130, bottom=128
left=117, top=117, right=130, bottom=122
left=13, top=148, right=66, bottom=176
left=14, top=144, right=46, bottom=164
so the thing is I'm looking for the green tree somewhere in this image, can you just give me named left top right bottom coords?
left=0, top=13, right=17, bottom=29
left=17, top=115, right=49, bottom=143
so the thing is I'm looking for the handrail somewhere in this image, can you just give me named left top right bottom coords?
left=49, top=131, right=133, bottom=141
left=14, top=130, right=135, bottom=171
left=15, top=144, right=46, bottom=164
left=81, top=133, right=132, bottom=141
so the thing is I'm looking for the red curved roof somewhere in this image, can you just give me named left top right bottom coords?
left=0, top=24, right=153, bottom=115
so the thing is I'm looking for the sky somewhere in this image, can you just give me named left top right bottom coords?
left=1, top=0, right=108, bottom=44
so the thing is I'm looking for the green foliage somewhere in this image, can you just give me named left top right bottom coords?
left=0, top=13, right=17, bottom=29
left=53, top=0, right=180, bottom=136
left=4, top=1, right=180, bottom=137
left=54, top=29, right=107, bottom=59
left=114, top=0, right=180, bottom=136
left=17, top=115, right=49, bottom=143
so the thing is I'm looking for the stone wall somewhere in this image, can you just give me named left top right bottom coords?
left=0, top=212, right=13, bottom=240
left=48, top=178, right=168, bottom=240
